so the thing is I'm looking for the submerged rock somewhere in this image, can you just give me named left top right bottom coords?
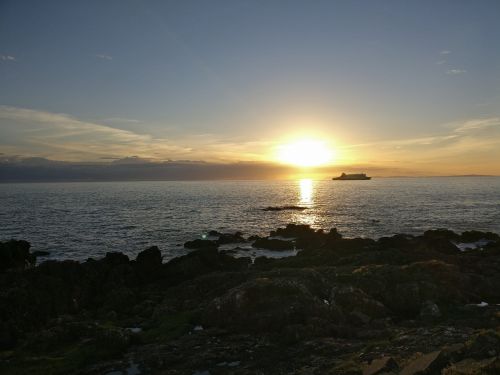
left=262, top=205, right=308, bottom=211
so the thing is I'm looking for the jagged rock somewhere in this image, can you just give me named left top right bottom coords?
left=262, top=206, right=307, bottom=211
left=0, top=321, right=17, bottom=350
left=184, top=239, right=218, bottom=249
left=460, top=231, right=499, bottom=243
left=330, top=285, right=388, bottom=324
left=252, top=238, right=294, bottom=250
left=270, top=224, right=317, bottom=238
left=363, top=356, right=398, bottom=375
left=423, top=229, right=459, bottom=242
left=216, top=232, right=245, bottom=245
left=202, top=275, right=332, bottom=333
left=420, top=300, right=441, bottom=320
left=104, top=251, right=130, bottom=265
left=0, top=239, right=35, bottom=271
left=464, top=330, right=500, bottom=359
left=136, top=246, right=162, bottom=267
left=400, top=350, right=446, bottom=375
left=442, top=357, right=500, bottom=374
left=163, top=247, right=250, bottom=284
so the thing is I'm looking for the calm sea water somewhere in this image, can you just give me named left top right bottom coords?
left=1, top=177, right=499, bottom=261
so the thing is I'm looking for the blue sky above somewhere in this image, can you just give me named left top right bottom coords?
left=1, top=0, right=499, bottom=175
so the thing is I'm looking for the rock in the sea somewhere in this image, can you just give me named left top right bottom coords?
left=262, top=205, right=307, bottom=211
left=216, top=232, right=245, bottom=245
left=184, top=239, right=218, bottom=249
left=252, top=238, right=294, bottom=250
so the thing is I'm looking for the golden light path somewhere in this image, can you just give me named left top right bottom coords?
left=277, top=139, right=335, bottom=167
left=299, top=178, right=313, bottom=204
left=297, top=178, right=317, bottom=227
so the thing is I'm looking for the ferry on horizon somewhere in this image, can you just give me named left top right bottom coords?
left=332, top=172, right=372, bottom=180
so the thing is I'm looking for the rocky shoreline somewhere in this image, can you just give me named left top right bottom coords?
left=1, top=224, right=500, bottom=374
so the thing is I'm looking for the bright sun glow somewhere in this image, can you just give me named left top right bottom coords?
left=277, top=139, right=335, bottom=167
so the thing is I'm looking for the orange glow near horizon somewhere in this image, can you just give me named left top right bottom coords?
left=276, top=139, right=336, bottom=167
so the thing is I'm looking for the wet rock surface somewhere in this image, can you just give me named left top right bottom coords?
left=1, top=224, right=500, bottom=374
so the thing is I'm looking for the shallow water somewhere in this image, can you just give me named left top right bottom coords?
left=1, top=177, right=499, bottom=261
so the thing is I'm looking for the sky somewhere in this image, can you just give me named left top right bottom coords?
left=1, top=0, right=500, bottom=178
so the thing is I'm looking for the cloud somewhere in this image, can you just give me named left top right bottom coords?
left=454, top=118, right=500, bottom=133
left=436, top=60, right=446, bottom=65
left=0, top=55, right=16, bottom=61
left=0, top=106, right=271, bottom=163
left=100, top=117, right=142, bottom=124
left=96, top=54, right=112, bottom=60
left=0, top=106, right=191, bottom=161
left=440, top=50, right=451, bottom=55
left=343, top=117, right=500, bottom=174
left=446, top=69, right=466, bottom=75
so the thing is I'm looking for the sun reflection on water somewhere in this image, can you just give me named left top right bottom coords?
left=299, top=179, right=313, bottom=205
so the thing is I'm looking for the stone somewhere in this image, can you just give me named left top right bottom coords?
left=363, top=356, right=398, bottom=375
left=400, top=350, right=445, bottom=375
left=0, top=239, right=35, bottom=271
left=420, top=300, right=441, bottom=319
left=135, top=246, right=162, bottom=267
left=252, top=238, right=294, bottom=250
left=184, top=239, right=218, bottom=249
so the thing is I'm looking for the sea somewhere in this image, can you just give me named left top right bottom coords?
left=1, top=177, right=499, bottom=261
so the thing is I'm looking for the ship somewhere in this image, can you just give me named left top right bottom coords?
left=332, top=173, right=371, bottom=180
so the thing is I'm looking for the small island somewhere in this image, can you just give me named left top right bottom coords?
left=332, top=172, right=372, bottom=180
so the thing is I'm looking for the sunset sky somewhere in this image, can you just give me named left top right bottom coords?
left=1, top=0, right=500, bottom=177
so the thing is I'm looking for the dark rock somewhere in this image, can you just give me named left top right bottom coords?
left=104, top=251, right=130, bottom=265
left=465, top=330, right=500, bottom=359
left=270, top=223, right=316, bottom=238
left=262, top=206, right=308, bottom=211
left=423, top=229, right=460, bottom=242
left=443, top=357, right=500, bottom=374
left=0, top=239, right=35, bottom=271
left=330, top=285, right=388, bottom=324
left=0, top=321, right=17, bottom=350
left=252, top=238, right=294, bottom=251
left=363, top=356, right=398, bottom=375
left=136, top=246, right=162, bottom=267
left=184, top=239, right=218, bottom=249
left=216, top=232, right=245, bottom=245
left=460, top=230, right=500, bottom=243
left=203, top=274, right=333, bottom=333
left=419, top=300, right=441, bottom=320
left=400, top=350, right=445, bottom=375
left=163, top=247, right=250, bottom=284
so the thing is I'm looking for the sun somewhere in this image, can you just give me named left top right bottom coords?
left=277, top=139, right=335, bottom=167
